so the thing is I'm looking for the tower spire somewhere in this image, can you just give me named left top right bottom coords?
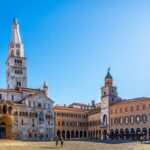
left=10, top=17, right=22, bottom=44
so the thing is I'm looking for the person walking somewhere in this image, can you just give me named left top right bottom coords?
left=60, top=136, right=64, bottom=148
left=55, top=136, right=58, bottom=147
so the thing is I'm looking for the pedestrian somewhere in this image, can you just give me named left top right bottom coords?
left=55, top=136, right=58, bottom=147
left=60, top=136, right=64, bottom=148
left=140, top=135, right=143, bottom=143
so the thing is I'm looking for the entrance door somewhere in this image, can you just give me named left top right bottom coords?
left=0, top=127, right=6, bottom=139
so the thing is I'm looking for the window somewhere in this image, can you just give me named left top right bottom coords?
left=136, top=115, right=140, bottom=122
left=104, top=92, right=106, bottom=96
left=130, top=116, right=134, bottom=123
left=11, top=95, right=14, bottom=101
left=143, top=105, right=145, bottom=110
left=39, top=113, right=44, bottom=121
left=32, top=119, right=35, bottom=127
left=34, top=102, right=36, bottom=108
left=21, top=119, right=23, bottom=125
left=0, top=94, right=2, bottom=100
left=125, top=116, right=129, bottom=124
left=16, top=49, right=20, bottom=56
left=120, top=108, right=122, bottom=113
left=17, top=81, right=21, bottom=86
left=120, top=117, right=123, bottom=124
left=29, top=101, right=31, bottom=107
left=44, top=103, right=46, bottom=109
left=38, top=103, right=42, bottom=108
left=115, top=109, right=117, bottom=113
left=48, top=104, right=50, bottom=109
left=130, top=106, right=133, bottom=112
left=142, top=114, right=147, bottom=123
left=137, top=105, right=139, bottom=111
left=125, top=107, right=128, bottom=112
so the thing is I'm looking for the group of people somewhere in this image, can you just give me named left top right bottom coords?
left=55, top=136, right=64, bottom=148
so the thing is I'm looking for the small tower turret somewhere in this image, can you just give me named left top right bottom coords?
left=105, top=68, right=113, bottom=86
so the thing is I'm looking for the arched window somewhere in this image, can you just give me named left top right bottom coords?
left=39, top=113, right=44, bottom=121
left=16, top=49, right=20, bottom=56
left=3, top=105, right=7, bottom=114
left=11, top=50, right=14, bottom=56
left=103, top=114, right=107, bottom=125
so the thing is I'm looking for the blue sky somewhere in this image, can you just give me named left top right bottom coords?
left=0, top=0, right=150, bottom=105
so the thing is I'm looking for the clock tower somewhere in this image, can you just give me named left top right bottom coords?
left=101, top=68, right=120, bottom=136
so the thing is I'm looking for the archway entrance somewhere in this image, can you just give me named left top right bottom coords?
left=0, top=123, right=6, bottom=139
left=0, top=116, right=12, bottom=139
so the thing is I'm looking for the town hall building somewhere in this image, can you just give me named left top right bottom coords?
left=0, top=18, right=55, bottom=140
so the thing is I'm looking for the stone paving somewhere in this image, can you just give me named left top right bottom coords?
left=0, top=140, right=150, bottom=150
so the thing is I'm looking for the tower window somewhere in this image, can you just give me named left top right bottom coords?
left=16, top=49, right=20, bottom=56
left=17, top=81, right=21, bottom=86
left=11, top=50, right=14, bottom=56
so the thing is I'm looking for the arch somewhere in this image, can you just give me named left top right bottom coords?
left=88, top=131, right=90, bottom=139
left=3, top=105, right=7, bottom=114
left=71, top=131, right=74, bottom=138
left=91, top=130, right=93, bottom=139
left=103, top=130, right=107, bottom=140
left=142, top=128, right=147, bottom=136
left=99, top=130, right=101, bottom=139
left=76, top=131, right=79, bottom=138
left=62, top=130, right=65, bottom=139
left=8, top=106, right=13, bottom=115
left=84, top=131, right=87, bottom=138
left=115, top=129, right=119, bottom=140
left=57, top=130, right=61, bottom=138
left=136, top=128, right=141, bottom=133
left=125, top=128, right=130, bottom=140
left=130, top=128, right=135, bottom=140
left=0, top=116, right=12, bottom=139
left=103, top=114, right=107, bottom=125
left=136, top=128, right=141, bottom=140
left=120, top=129, right=124, bottom=140
left=67, top=130, right=70, bottom=139
left=110, top=129, right=114, bottom=140
left=80, top=131, right=83, bottom=138
left=93, top=130, right=95, bottom=139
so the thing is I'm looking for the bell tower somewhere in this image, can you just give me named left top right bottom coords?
left=101, top=68, right=120, bottom=132
left=6, top=18, right=27, bottom=89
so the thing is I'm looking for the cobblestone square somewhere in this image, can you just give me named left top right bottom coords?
left=0, top=140, right=150, bottom=150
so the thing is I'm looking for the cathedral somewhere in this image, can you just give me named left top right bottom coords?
left=0, top=18, right=55, bottom=140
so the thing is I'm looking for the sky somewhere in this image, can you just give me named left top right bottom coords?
left=0, top=0, right=150, bottom=105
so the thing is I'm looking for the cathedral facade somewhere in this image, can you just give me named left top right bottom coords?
left=0, top=18, right=55, bottom=140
